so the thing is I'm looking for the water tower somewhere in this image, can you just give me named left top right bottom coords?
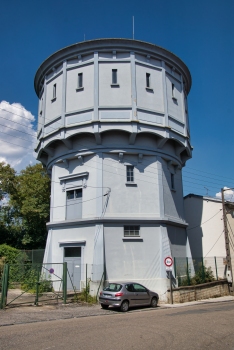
left=34, top=39, right=192, bottom=299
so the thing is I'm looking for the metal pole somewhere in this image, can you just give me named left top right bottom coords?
left=214, top=256, right=218, bottom=280
left=170, top=270, right=173, bottom=304
left=0, top=264, right=7, bottom=309
left=174, top=257, right=177, bottom=278
left=221, top=188, right=234, bottom=294
left=85, top=263, right=88, bottom=302
left=63, top=262, right=67, bottom=304
left=186, top=257, right=190, bottom=285
left=201, top=258, right=205, bottom=283
left=34, top=265, right=40, bottom=306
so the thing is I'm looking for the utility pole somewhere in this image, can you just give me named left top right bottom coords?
left=221, top=188, right=234, bottom=294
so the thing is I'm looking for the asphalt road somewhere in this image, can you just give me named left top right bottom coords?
left=1, top=302, right=234, bottom=350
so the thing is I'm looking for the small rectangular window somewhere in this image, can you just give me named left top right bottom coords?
left=171, top=173, right=175, bottom=190
left=112, top=69, right=117, bottom=84
left=64, top=247, right=81, bottom=258
left=126, top=165, right=134, bottom=182
left=172, top=83, right=176, bottom=99
left=53, top=84, right=56, bottom=99
left=78, top=73, right=83, bottom=88
left=146, top=73, right=150, bottom=88
left=124, top=226, right=140, bottom=237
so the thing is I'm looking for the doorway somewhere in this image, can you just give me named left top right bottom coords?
left=64, top=247, right=82, bottom=291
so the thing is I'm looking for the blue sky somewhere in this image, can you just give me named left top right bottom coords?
left=0, top=0, right=233, bottom=198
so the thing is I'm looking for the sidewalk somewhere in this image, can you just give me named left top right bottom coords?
left=0, top=296, right=233, bottom=327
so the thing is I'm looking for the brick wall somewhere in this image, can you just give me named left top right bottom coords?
left=167, top=280, right=229, bottom=304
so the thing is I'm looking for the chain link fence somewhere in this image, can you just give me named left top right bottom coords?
left=174, top=256, right=226, bottom=286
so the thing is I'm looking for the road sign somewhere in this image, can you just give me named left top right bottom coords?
left=164, top=256, right=173, bottom=267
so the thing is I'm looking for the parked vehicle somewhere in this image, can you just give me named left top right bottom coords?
left=99, top=282, right=159, bottom=312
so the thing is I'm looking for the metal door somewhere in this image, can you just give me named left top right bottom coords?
left=64, top=247, right=82, bottom=291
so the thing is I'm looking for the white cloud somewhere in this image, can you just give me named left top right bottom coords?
left=216, top=187, right=234, bottom=202
left=0, top=101, right=38, bottom=172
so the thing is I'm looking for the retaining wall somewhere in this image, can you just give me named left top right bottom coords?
left=167, top=279, right=229, bottom=304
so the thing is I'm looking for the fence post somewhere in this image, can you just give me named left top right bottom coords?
left=63, top=262, right=67, bottom=304
left=214, top=256, right=218, bottom=280
left=0, top=264, right=9, bottom=309
left=201, top=258, right=205, bottom=282
left=85, top=264, right=88, bottom=302
left=34, top=265, right=40, bottom=306
left=186, top=257, right=190, bottom=285
left=174, top=257, right=177, bottom=278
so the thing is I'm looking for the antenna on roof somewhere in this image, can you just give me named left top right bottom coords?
left=204, top=187, right=209, bottom=196
left=133, top=16, right=134, bottom=40
left=84, top=34, right=85, bottom=41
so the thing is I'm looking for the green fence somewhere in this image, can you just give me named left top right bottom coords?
left=0, top=262, right=67, bottom=309
left=0, top=262, right=104, bottom=309
left=174, top=256, right=226, bottom=286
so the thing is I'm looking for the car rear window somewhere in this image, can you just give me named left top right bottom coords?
left=103, top=283, right=122, bottom=292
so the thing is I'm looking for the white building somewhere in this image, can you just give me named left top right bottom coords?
left=184, top=194, right=234, bottom=282
left=184, top=194, right=225, bottom=258
left=34, top=39, right=193, bottom=299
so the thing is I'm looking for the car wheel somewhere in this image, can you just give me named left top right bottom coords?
left=101, top=304, right=109, bottom=309
left=151, top=297, right=158, bottom=308
left=120, top=300, right=129, bottom=312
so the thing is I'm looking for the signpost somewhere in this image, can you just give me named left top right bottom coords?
left=164, top=256, right=174, bottom=304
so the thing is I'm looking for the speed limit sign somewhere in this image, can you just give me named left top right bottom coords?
left=164, top=256, right=173, bottom=270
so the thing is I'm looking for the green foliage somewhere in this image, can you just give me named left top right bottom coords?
left=21, top=269, right=53, bottom=293
left=0, top=163, right=50, bottom=249
left=0, top=244, right=21, bottom=264
left=178, top=264, right=215, bottom=287
left=72, top=280, right=97, bottom=304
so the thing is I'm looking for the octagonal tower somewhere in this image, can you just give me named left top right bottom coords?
left=35, top=39, right=192, bottom=299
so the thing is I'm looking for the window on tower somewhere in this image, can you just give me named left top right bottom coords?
left=66, top=188, right=82, bottom=220
left=126, top=165, right=134, bottom=183
left=51, top=83, right=57, bottom=101
left=146, top=73, right=150, bottom=88
left=78, top=73, right=83, bottom=88
left=111, top=69, right=119, bottom=87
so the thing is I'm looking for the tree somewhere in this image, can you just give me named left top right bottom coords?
left=0, top=162, right=51, bottom=249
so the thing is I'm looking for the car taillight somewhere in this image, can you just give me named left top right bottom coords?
left=115, top=292, right=124, bottom=297
left=100, top=291, right=103, bottom=296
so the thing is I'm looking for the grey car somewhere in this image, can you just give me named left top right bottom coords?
left=99, top=282, right=159, bottom=312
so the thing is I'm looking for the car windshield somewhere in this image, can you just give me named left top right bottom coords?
left=103, top=283, right=122, bottom=292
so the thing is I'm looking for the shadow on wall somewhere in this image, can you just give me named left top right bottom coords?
left=184, top=196, right=204, bottom=259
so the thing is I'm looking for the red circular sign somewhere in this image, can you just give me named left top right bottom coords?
left=164, top=256, right=173, bottom=267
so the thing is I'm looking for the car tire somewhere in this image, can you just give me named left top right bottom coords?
left=120, top=300, right=129, bottom=312
left=101, top=304, right=109, bottom=309
left=151, top=297, right=158, bottom=308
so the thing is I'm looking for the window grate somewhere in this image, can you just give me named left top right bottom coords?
left=124, top=226, right=140, bottom=237
left=126, top=165, right=134, bottom=182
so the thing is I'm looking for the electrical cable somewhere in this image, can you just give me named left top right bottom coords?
left=204, top=231, right=224, bottom=257
left=1, top=103, right=234, bottom=194
left=187, top=209, right=222, bottom=231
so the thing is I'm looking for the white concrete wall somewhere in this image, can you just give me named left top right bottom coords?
left=99, top=62, right=131, bottom=106
left=66, top=64, right=94, bottom=112
left=45, top=73, right=63, bottom=121
left=166, top=74, right=183, bottom=124
left=184, top=196, right=226, bottom=258
left=136, top=64, right=164, bottom=113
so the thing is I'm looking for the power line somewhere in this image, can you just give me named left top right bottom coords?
left=204, top=230, right=224, bottom=257
left=1, top=104, right=234, bottom=191
left=187, top=209, right=222, bottom=231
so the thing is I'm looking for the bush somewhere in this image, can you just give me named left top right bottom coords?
left=178, top=264, right=215, bottom=286
left=0, top=244, right=21, bottom=264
